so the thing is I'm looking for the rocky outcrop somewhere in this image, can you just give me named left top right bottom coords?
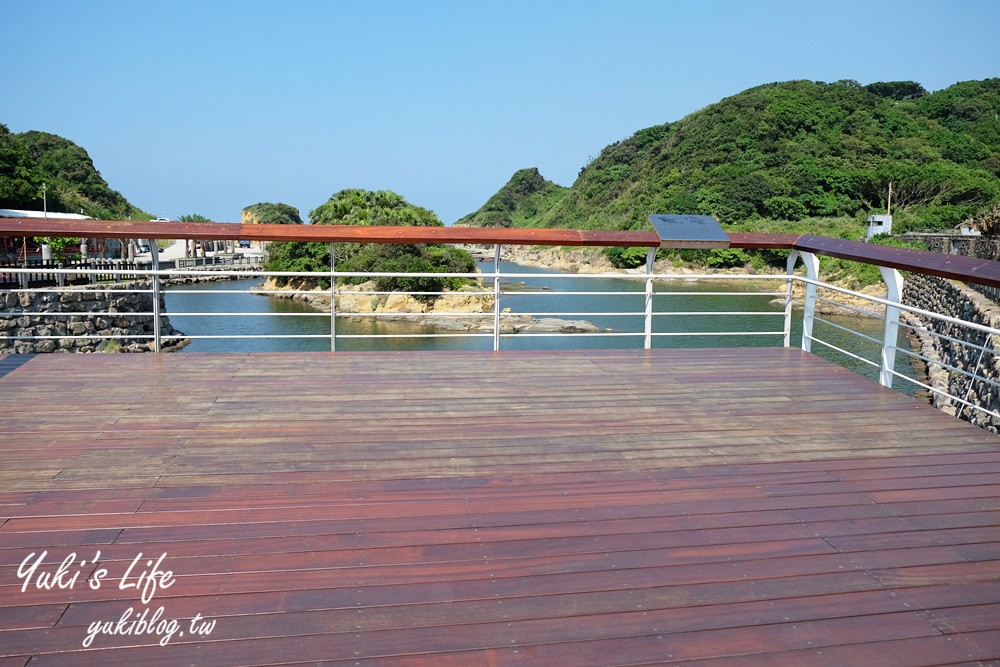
left=240, top=202, right=303, bottom=226
left=903, top=274, right=1000, bottom=432
left=0, top=280, right=186, bottom=353
left=499, top=246, right=619, bottom=274
left=256, top=278, right=609, bottom=334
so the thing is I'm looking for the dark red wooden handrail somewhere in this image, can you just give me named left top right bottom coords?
left=792, top=234, right=1000, bottom=288
left=0, top=217, right=800, bottom=248
left=1, top=217, right=998, bottom=288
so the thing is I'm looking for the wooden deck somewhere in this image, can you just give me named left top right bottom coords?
left=1, top=348, right=999, bottom=666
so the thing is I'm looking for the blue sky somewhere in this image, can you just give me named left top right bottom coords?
left=3, top=0, right=997, bottom=224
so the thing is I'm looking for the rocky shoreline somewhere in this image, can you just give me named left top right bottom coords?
left=498, top=245, right=888, bottom=319
left=254, top=278, right=610, bottom=334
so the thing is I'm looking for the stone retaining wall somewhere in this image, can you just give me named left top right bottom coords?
left=0, top=280, right=185, bottom=353
left=902, top=234, right=1000, bottom=302
left=903, top=274, right=1000, bottom=432
left=913, top=234, right=1000, bottom=260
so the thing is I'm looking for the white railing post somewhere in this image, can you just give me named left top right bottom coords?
left=148, top=238, right=162, bottom=353
left=330, top=243, right=336, bottom=352
left=798, top=251, right=820, bottom=353
left=644, top=247, right=656, bottom=349
left=784, top=250, right=797, bottom=348
left=879, top=266, right=904, bottom=388
left=493, top=245, right=501, bottom=352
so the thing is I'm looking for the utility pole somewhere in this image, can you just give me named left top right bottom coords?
left=887, top=181, right=893, bottom=216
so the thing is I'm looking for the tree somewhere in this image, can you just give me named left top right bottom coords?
left=15, top=130, right=137, bottom=219
left=265, top=189, right=476, bottom=296
left=0, top=124, right=44, bottom=209
left=32, top=236, right=81, bottom=262
left=864, top=81, right=928, bottom=101
left=604, top=246, right=649, bottom=269
left=178, top=213, right=212, bottom=257
left=965, top=201, right=1000, bottom=236
left=3, top=125, right=154, bottom=261
left=764, top=196, right=808, bottom=221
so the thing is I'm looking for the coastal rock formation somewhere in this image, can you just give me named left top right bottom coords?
left=256, top=278, right=609, bottom=334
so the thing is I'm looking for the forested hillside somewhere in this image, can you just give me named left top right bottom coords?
left=0, top=124, right=149, bottom=219
left=460, top=79, right=1000, bottom=234
left=456, top=168, right=567, bottom=228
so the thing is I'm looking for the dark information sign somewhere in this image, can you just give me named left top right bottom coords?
left=648, top=214, right=730, bottom=249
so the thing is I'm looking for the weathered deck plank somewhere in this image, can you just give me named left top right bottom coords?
left=1, top=348, right=998, bottom=665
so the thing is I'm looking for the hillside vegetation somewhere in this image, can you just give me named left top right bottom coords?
left=456, top=168, right=568, bottom=228
left=459, top=79, right=1000, bottom=235
left=0, top=124, right=149, bottom=219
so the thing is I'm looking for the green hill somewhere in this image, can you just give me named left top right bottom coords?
left=241, top=202, right=304, bottom=225
left=456, top=167, right=567, bottom=228
left=0, top=124, right=149, bottom=219
left=460, top=79, right=1000, bottom=234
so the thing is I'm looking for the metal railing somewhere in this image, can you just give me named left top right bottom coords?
left=2, top=217, right=1000, bottom=431
left=0, top=261, right=791, bottom=351
left=3, top=259, right=997, bottom=428
left=0, top=254, right=994, bottom=405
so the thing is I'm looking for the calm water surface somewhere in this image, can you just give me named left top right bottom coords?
left=164, top=262, right=919, bottom=392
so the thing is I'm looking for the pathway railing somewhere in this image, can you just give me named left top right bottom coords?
left=0, top=257, right=140, bottom=288
left=2, top=217, right=1000, bottom=430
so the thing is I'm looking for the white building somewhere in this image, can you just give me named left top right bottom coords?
left=0, top=208, right=93, bottom=220
left=866, top=214, right=893, bottom=238
left=0, top=209, right=126, bottom=259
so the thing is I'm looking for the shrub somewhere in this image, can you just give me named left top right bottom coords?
left=705, top=248, right=751, bottom=268
left=603, top=246, right=650, bottom=269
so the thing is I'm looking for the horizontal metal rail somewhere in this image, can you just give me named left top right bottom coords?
left=4, top=247, right=1000, bottom=433
left=156, top=333, right=492, bottom=340
left=798, top=276, right=1000, bottom=339
left=893, top=343, right=1000, bottom=392
left=813, top=316, right=885, bottom=346
left=887, top=368, right=1000, bottom=421
left=0, top=266, right=791, bottom=281
left=814, top=294, right=887, bottom=319
left=11, top=311, right=157, bottom=317
left=899, top=318, right=998, bottom=359
left=803, top=335, right=881, bottom=368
